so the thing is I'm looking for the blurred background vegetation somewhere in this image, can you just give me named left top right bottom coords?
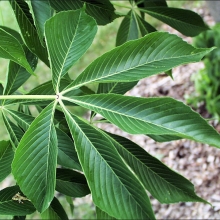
left=0, top=0, right=207, bottom=219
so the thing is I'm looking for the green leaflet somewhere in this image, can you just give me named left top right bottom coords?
left=12, top=102, right=58, bottom=212
left=0, top=140, right=14, bottom=182
left=135, top=0, right=167, bottom=8
left=65, top=196, right=74, bottom=215
left=96, top=206, right=115, bottom=219
left=40, top=197, right=68, bottom=220
left=97, top=81, right=138, bottom=95
left=143, top=7, right=209, bottom=37
left=56, top=128, right=81, bottom=170
left=97, top=9, right=139, bottom=98
left=63, top=32, right=213, bottom=92
left=116, top=10, right=139, bottom=46
left=147, top=134, right=182, bottom=142
left=9, top=0, right=49, bottom=66
left=13, top=216, right=26, bottom=220
left=45, top=9, right=97, bottom=92
left=136, top=14, right=157, bottom=36
left=5, top=108, right=81, bottom=171
left=105, top=133, right=207, bottom=204
left=0, top=28, right=35, bottom=75
left=0, top=186, right=36, bottom=216
left=4, top=109, right=34, bottom=131
left=3, top=46, right=38, bottom=96
left=56, top=168, right=90, bottom=197
left=48, top=0, right=118, bottom=25
left=0, top=27, right=37, bottom=97
left=2, top=113, right=24, bottom=149
left=0, top=83, right=3, bottom=105
left=61, top=105, right=155, bottom=219
left=28, top=0, right=54, bottom=45
left=63, top=94, right=220, bottom=148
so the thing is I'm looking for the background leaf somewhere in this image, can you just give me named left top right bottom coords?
left=2, top=113, right=24, bottom=148
left=49, top=0, right=118, bottom=25
left=5, top=109, right=34, bottom=131
left=12, top=102, right=57, bottom=212
left=0, top=28, right=35, bottom=75
left=116, top=10, right=139, bottom=46
left=45, top=9, right=97, bottom=92
left=0, top=186, right=36, bottom=216
left=97, top=81, right=138, bottom=95
left=56, top=128, right=81, bottom=171
left=61, top=108, right=155, bottom=219
left=136, top=14, right=157, bottom=36
left=28, top=0, right=54, bottom=45
left=64, top=94, right=220, bottom=148
left=143, top=7, right=209, bottom=36
left=135, top=0, right=167, bottom=8
left=9, top=0, right=49, bottom=66
left=41, top=197, right=68, bottom=220
left=3, top=46, right=38, bottom=96
left=56, top=168, right=90, bottom=197
left=0, top=140, right=14, bottom=182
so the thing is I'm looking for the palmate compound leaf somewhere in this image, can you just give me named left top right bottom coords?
left=0, top=186, right=36, bottom=216
left=0, top=28, right=35, bottom=75
left=105, top=132, right=208, bottom=204
left=60, top=103, right=155, bottom=219
left=12, top=102, right=58, bottom=212
left=5, top=108, right=81, bottom=171
left=45, top=8, right=97, bottom=93
left=0, top=140, right=14, bottom=182
left=62, top=94, right=220, bottom=149
left=63, top=32, right=214, bottom=93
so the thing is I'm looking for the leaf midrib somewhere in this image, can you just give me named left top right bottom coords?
left=111, top=136, right=197, bottom=200
left=69, top=49, right=205, bottom=90
left=63, top=96, right=183, bottom=136
left=55, top=11, right=82, bottom=93
left=61, top=104, right=151, bottom=218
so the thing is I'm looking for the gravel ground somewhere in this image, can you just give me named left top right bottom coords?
left=95, top=4, right=220, bottom=219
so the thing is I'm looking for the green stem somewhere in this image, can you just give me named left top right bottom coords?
left=0, top=95, right=57, bottom=100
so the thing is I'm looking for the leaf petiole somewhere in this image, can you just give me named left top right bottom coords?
left=0, top=95, right=56, bottom=100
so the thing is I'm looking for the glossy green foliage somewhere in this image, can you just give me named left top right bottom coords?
left=0, top=1, right=218, bottom=219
